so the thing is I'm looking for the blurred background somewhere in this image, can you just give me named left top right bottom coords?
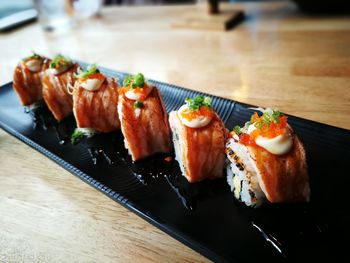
left=3, top=0, right=350, bottom=8
left=1, top=0, right=350, bottom=33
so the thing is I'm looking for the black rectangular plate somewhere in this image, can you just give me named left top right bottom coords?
left=1, top=66, right=350, bottom=263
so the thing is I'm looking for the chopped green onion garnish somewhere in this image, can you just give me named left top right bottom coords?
left=71, top=129, right=86, bottom=144
left=49, top=54, right=72, bottom=69
left=71, top=128, right=96, bottom=144
left=74, top=64, right=100, bottom=79
left=254, top=109, right=283, bottom=129
left=123, top=73, right=145, bottom=88
left=134, top=101, right=143, bottom=108
left=123, top=75, right=133, bottom=87
left=133, top=73, right=145, bottom=88
left=185, top=95, right=212, bottom=111
left=233, top=125, right=241, bottom=135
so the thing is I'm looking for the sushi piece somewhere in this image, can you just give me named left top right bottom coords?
left=117, top=73, right=172, bottom=161
left=42, top=54, right=79, bottom=121
left=71, top=64, right=120, bottom=142
left=226, top=108, right=310, bottom=207
left=13, top=53, right=50, bottom=106
left=169, top=96, right=227, bottom=183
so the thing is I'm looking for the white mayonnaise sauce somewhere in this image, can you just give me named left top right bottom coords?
left=25, top=59, right=42, bottom=72
left=177, top=105, right=213, bottom=128
left=50, top=65, right=70, bottom=75
left=79, top=78, right=104, bottom=91
left=247, top=123, right=293, bottom=155
left=125, top=85, right=153, bottom=101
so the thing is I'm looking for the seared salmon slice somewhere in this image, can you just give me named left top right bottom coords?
left=169, top=111, right=227, bottom=183
left=42, top=64, right=79, bottom=121
left=250, top=135, right=310, bottom=202
left=73, top=77, right=120, bottom=133
left=118, top=88, right=172, bottom=161
left=13, top=58, right=50, bottom=106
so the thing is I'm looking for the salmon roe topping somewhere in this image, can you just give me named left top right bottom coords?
left=239, top=111, right=288, bottom=146
left=239, top=133, right=256, bottom=146
left=180, top=106, right=214, bottom=121
left=119, top=84, right=151, bottom=102
left=251, top=115, right=288, bottom=139
left=81, top=73, right=105, bottom=81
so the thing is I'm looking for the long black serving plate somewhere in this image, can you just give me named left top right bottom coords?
left=1, top=66, right=349, bottom=263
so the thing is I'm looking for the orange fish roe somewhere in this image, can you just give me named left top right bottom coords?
left=81, top=72, right=105, bottom=82
left=120, top=84, right=151, bottom=102
left=239, top=133, right=256, bottom=146
left=180, top=106, right=214, bottom=121
left=251, top=115, right=288, bottom=139
left=240, top=112, right=288, bottom=146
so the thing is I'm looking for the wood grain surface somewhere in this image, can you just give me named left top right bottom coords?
left=0, top=2, right=350, bottom=262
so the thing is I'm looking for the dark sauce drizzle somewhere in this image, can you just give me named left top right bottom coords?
left=82, top=134, right=199, bottom=210
left=98, top=149, right=115, bottom=165
left=129, top=154, right=173, bottom=186
left=82, top=136, right=223, bottom=212
left=25, top=103, right=52, bottom=130
left=25, top=104, right=75, bottom=145
left=165, top=173, right=197, bottom=211
left=87, top=147, right=99, bottom=165
left=25, top=104, right=212, bottom=211
left=236, top=203, right=326, bottom=260
left=251, top=222, right=284, bottom=256
left=23, top=105, right=329, bottom=262
left=53, top=123, right=70, bottom=145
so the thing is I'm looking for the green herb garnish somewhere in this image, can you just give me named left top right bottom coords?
left=71, top=128, right=96, bottom=144
left=184, top=95, right=212, bottom=111
left=49, top=54, right=72, bottom=69
left=123, top=75, right=133, bottom=87
left=71, top=129, right=86, bottom=144
left=233, top=125, right=242, bottom=135
left=133, top=73, right=145, bottom=88
left=123, top=73, right=145, bottom=88
left=74, top=64, right=100, bottom=79
left=254, top=109, right=283, bottom=129
left=134, top=101, right=143, bottom=108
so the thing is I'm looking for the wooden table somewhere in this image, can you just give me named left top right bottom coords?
left=0, top=2, right=349, bottom=262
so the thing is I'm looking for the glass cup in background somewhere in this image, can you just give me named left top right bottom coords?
left=73, top=0, right=103, bottom=20
left=32, top=0, right=103, bottom=32
left=32, top=0, right=73, bottom=31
